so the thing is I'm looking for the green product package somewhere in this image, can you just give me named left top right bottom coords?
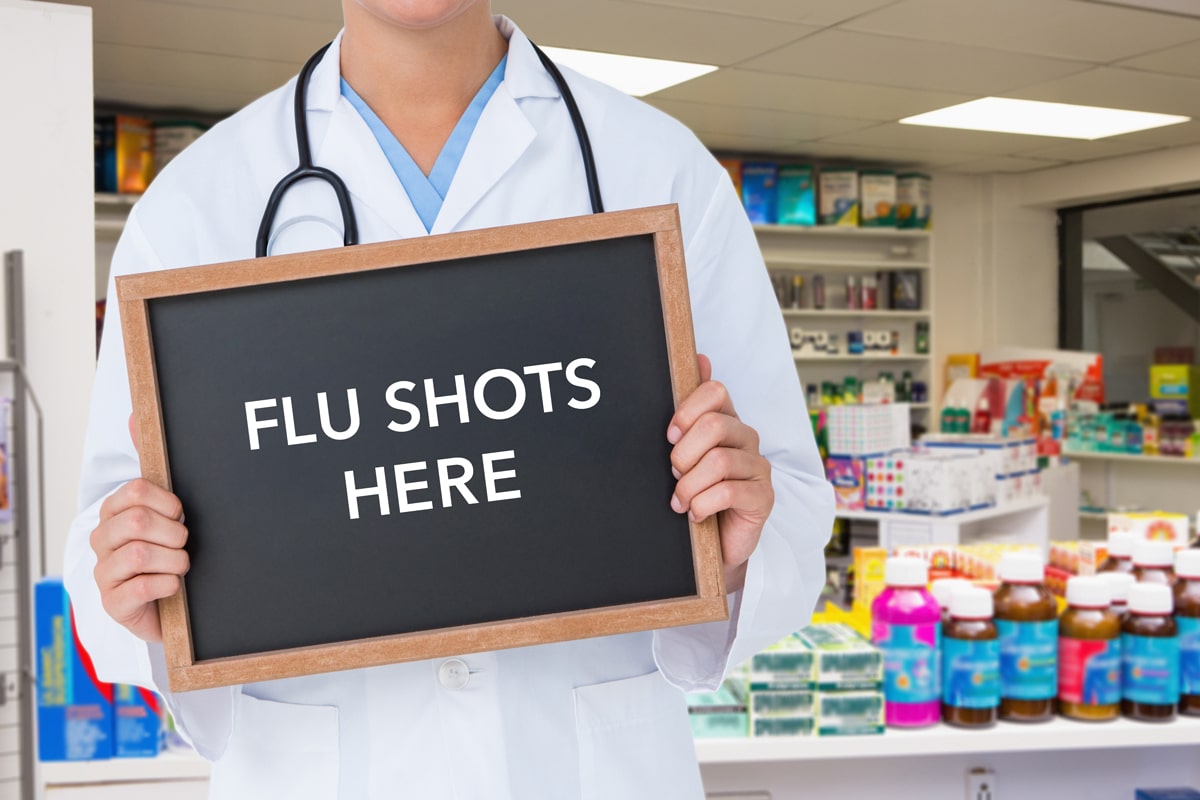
left=815, top=690, right=885, bottom=736
left=749, top=634, right=815, bottom=690
left=776, top=164, right=816, bottom=226
left=753, top=717, right=815, bottom=737
left=794, top=623, right=883, bottom=691
left=687, top=681, right=748, bottom=739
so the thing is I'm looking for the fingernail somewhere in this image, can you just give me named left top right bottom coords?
left=667, top=425, right=682, bottom=444
left=671, top=466, right=681, bottom=480
left=670, top=494, right=683, bottom=513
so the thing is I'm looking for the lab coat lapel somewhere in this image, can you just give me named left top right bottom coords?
left=430, top=84, right=535, bottom=235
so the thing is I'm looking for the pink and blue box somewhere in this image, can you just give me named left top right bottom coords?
left=36, top=578, right=164, bottom=761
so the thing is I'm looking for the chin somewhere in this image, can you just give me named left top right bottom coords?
left=349, top=0, right=488, bottom=29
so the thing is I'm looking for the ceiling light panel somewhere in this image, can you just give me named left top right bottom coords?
left=540, top=46, right=716, bottom=96
left=900, top=97, right=1189, bottom=140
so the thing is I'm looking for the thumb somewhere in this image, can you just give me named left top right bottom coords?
left=697, top=353, right=713, bottom=384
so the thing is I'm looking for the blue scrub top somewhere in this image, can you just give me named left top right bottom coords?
left=340, top=56, right=508, bottom=232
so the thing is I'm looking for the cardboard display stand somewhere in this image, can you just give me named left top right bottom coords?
left=118, top=205, right=726, bottom=692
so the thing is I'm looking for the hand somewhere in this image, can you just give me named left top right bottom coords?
left=667, top=354, right=773, bottom=593
left=88, top=415, right=189, bottom=643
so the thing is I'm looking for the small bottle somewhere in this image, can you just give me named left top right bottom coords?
left=1098, top=531, right=1136, bottom=574
left=942, top=587, right=1000, bottom=728
left=1121, top=583, right=1179, bottom=722
left=940, top=404, right=956, bottom=434
left=806, top=383, right=820, bottom=409
left=994, top=553, right=1058, bottom=723
left=898, top=370, right=913, bottom=404
left=872, top=557, right=941, bottom=728
left=1058, top=576, right=1121, bottom=722
left=1132, top=541, right=1177, bottom=587
left=812, top=274, right=826, bottom=310
left=915, top=320, right=930, bottom=354
left=846, top=275, right=861, bottom=310
left=972, top=399, right=992, bottom=435
left=1104, top=571, right=1137, bottom=617
left=790, top=274, right=805, bottom=309
left=1175, top=548, right=1200, bottom=716
left=930, top=578, right=973, bottom=625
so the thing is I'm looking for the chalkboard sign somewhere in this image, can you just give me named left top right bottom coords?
left=118, top=205, right=726, bottom=692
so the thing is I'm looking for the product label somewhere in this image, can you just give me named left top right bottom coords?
left=942, top=638, right=1000, bottom=709
left=1177, top=617, right=1199, bottom=697
left=1121, top=633, right=1180, bottom=705
left=996, top=619, right=1058, bottom=700
left=874, top=621, right=939, bottom=704
left=1058, top=637, right=1120, bottom=706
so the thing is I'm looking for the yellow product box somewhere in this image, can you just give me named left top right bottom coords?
left=1077, top=541, right=1108, bottom=576
left=853, top=547, right=887, bottom=609
left=897, top=173, right=932, bottom=230
left=1107, top=512, right=1189, bottom=546
left=1150, top=364, right=1200, bottom=416
left=859, top=170, right=896, bottom=228
left=818, top=168, right=859, bottom=226
left=115, top=116, right=154, bottom=194
left=1049, top=541, right=1079, bottom=574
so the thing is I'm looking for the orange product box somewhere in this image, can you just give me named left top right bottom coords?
left=116, top=116, right=154, bottom=194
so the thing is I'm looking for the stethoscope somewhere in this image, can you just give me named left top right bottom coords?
left=255, top=41, right=604, bottom=258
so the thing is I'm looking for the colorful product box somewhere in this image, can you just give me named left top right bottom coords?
left=865, top=453, right=906, bottom=511
left=1150, top=364, right=1200, bottom=417
left=687, top=682, right=748, bottom=739
left=818, top=168, right=859, bottom=226
left=794, top=624, right=883, bottom=691
left=115, top=683, right=164, bottom=758
left=814, top=690, right=885, bottom=736
left=776, top=164, right=816, bottom=226
left=1107, top=512, right=1190, bottom=546
left=95, top=115, right=155, bottom=195
left=828, top=404, right=911, bottom=457
left=896, top=173, right=932, bottom=230
left=826, top=456, right=866, bottom=511
left=859, top=170, right=897, bottom=227
left=717, top=157, right=742, bottom=200
left=741, top=162, right=778, bottom=224
left=36, top=578, right=114, bottom=761
left=750, top=635, right=815, bottom=690
left=854, top=547, right=888, bottom=609
left=750, top=691, right=815, bottom=737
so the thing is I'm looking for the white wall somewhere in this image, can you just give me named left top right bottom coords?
left=0, top=0, right=95, bottom=575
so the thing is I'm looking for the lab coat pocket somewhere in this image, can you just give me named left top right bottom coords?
left=208, top=692, right=339, bottom=800
left=573, top=670, right=704, bottom=800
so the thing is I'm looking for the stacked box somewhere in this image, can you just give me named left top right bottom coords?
left=687, top=681, right=748, bottom=739
left=818, top=168, right=859, bottom=226
left=751, top=691, right=816, bottom=737
left=36, top=579, right=114, bottom=761
left=905, top=451, right=975, bottom=514
left=1150, top=364, right=1200, bottom=417
left=827, top=404, right=911, bottom=457
left=814, top=690, right=885, bottom=736
left=115, top=684, right=163, bottom=758
left=1049, top=541, right=1080, bottom=574
left=865, top=452, right=907, bottom=510
left=776, top=164, right=816, bottom=226
left=794, top=624, right=883, bottom=691
left=750, top=634, right=814, bottom=691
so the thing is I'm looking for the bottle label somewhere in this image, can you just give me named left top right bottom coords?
left=942, top=637, right=1000, bottom=709
left=1178, top=617, right=1200, bottom=697
left=874, top=620, right=940, bottom=704
left=996, top=619, right=1058, bottom=700
left=1121, top=633, right=1180, bottom=705
left=1058, top=637, right=1120, bottom=706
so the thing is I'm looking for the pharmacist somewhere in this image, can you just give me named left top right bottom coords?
left=64, top=1, right=833, bottom=797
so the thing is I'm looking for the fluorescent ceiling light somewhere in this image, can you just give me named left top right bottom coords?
left=540, top=46, right=716, bottom=97
left=900, top=97, right=1189, bottom=140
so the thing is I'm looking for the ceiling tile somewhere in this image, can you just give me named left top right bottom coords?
left=818, top=122, right=1071, bottom=156
left=616, top=0, right=898, bottom=26
left=1117, top=40, right=1200, bottom=79
left=943, top=156, right=1067, bottom=173
left=1005, top=66, right=1200, bottom=116
left=492, top=0, right=819, bottom=65
left=95, top=43, right=297, bottom=99
left=738, top=29, right=1092, bottom=94
left=141, top=0, right=341, bottom=23
left=649, top=69, right=972, bottom=120
left=696, top=131, right=808, bottom=154
left=1015, top=138, right=1161, bottom=161
left=96, top=79, right=258, bottom=113
left=778, top=141, right=977, bottom=168
left=1097, top=118, right=1200, bottom=146
left=843, top=0, right=1200, bottom=62
left=646, top=98, right=878, bottom=140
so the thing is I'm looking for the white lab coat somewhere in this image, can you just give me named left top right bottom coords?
left=64, top=17, right=833, bottom=800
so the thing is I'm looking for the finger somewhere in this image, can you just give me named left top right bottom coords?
left=697, top=353, right=712, bottom=384
left=102, top=573, right=181, bottom=627
left=670, top=411, right=759, bottom=476
left=99, top=478, right=184, bottom=524
left=90, top=508, right=188, bottom=559
left=95, top=540, right=190, bottom=591
left=128, top=412, right=139, bottom=455
left=668, top=380, right=737, bottom=445
left=687, top=478, right=774, bottom=526
left=671, top=446, right=766, bottom=514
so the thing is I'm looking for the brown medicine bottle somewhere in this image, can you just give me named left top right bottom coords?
left=1121, top=583, right=1178, bottom=722
left=1058, top=576, right=1121, bottom=722
left=993, top=553, right=1058, bottom=723
left=1104, top=572, right=1137, bottom=618
left=1098, top=532, right=1135, bottom=574
left=1175, top=549, right=1200, bottom=716
left=942, top=587, right=1000, bottom=728
left=1132, top=541, right=1176, bottom=587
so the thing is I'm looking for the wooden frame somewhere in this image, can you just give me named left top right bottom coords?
left=117, top=204, right=726, bottom=692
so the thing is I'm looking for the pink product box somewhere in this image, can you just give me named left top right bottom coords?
left=826, top=457, right=866, bottom=511
left=865, top=453, right=907, bottom=511
left=828, top=404, right=911, bottom=457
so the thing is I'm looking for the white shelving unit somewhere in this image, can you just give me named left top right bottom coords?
left=835, top=496, right=1050, bottom=551
left=1063, top=450, right=1200, bottom=536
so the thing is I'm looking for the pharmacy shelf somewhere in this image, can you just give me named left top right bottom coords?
left=754, top=224, right=930, bottom=239
left=781, top=309, right=930, bottom=319
left=694, top=715, right=1200, bottom=764
left=765, top=256, right=930, bottom=271
left=835, top=495, right=1048, bottom=525
left=40, top=749, right=211, bottom=785
left=1079, top=510, right=1108, bottom=521
left=1063, top=451, right=1200, bottom=466
left=95, top=192, right=140, bottom=207
left=794, top=354, right=931, bottom=363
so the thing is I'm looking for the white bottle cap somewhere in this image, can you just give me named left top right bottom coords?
left=1132, top=540, right=1174, bottom=568
left=949, top=586, right=993, bottom=620
left=1176, top=548, right=1200, bottom=579
left=930, top=578, right=973, bottom=610
left=885, top=556, right=928, bottom=588
left=1066, top=576, right=1110, bottom=609
left=1106, top=531, right=1135, bottom=559
left=1127, top=583, right=1173, bottom=615
left=1104, top=572, right=1137, bottom=604
left=998, top=552, right=1044, bottom=584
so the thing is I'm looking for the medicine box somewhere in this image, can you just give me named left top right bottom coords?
left=818, top=168, right=859, bottom=226
left=814, top=690, right=885, bottom=736
left=854, top=547, right=888, bottom=609
left=1150, top=364, right=1200, bottom=416
left=36, top=578, right=114, bottom=761
left=115, top=684, right=164, bottom=758
left=794, top=624, right=883, bottom=691
left=904, top=451, right=975, bottom=514
left=750, top=691, right=815, bottom=737
left=750, top=634, right=814, bottom=690
left=859, top=170, right=896, bottom=228
left=896, top=173, right=932, bottom=230
left=741, top=162, right=777, bottom=224
left=98, top=115, right=154, bottom=195
left=1107, top=511, right=1189, bottom=546
left=717, top=157, right=741, bottom=199
left=776, top=164, right=816, bottom=226
left=827, top=404, right=911, bottom=457
left=826, top=456, right=866, bottom=511
left=687, top=682, right=748, bottom=739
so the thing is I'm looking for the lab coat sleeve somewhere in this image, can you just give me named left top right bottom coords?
left=62, top=209, right=235, bottom=760
left=651, top=172, right=834, bottom=692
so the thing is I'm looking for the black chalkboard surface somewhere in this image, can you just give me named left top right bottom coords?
left=118, top=206, right=726, bottom=692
